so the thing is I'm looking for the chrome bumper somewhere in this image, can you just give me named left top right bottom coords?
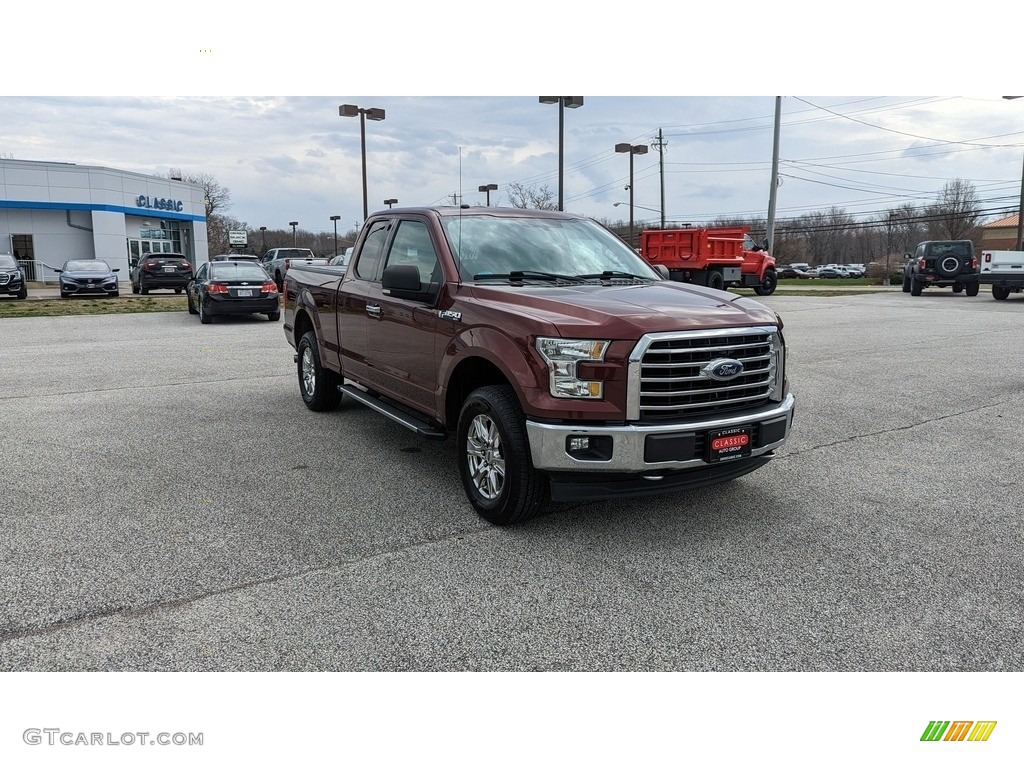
left=526, top=394, right=795, bottom=473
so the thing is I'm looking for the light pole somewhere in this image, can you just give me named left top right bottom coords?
left=259, top=226, right=267, bottom=253
left=539, top=97, right=584, bottom=211
left=384, top=198, right=398, bottom=209
left=885, top=211, right=899, bottom=286
left=615, top=142, right=649, bottom=247
left=1003, top=97, right=1024, bottom=250
left=340, top=104, right=386, bottom=220
left=330, top=215, right=341, bottom=257
left=289, top=221, right=298, bottom=247
left=478, top=183, right=497, bottom=206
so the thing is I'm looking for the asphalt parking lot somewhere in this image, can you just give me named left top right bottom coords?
left=0, top=290, right=1021, bottom=672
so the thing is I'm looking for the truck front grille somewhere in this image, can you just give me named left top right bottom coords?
left=627, top=326, right=783, bottom=421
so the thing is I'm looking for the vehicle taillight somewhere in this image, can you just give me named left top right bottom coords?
left=181, top=261, right=191, bottom=269
left=144, top=261, right=159, bottom=271
left=971, top=256, right=978, bottom=269
left=918, top=259, right=926, bottom=270
left=206, top=283, right=229, bottom=294
left=261, top=281, right=278, bottom=294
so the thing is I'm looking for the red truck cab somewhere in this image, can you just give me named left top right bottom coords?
left=284, top=207, right=794, bottom=525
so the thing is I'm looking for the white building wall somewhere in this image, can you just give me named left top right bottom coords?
left=91, top=210, right=130, bottom=279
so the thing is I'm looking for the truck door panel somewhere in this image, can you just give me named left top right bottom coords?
left=337, top=220, right=391, bottom=383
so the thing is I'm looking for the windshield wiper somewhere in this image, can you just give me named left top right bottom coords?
left=473, top=270, right=583, bottom=283
left=574, top=270, right=654, bottom=281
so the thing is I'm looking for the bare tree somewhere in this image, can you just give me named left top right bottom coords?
left=506, top=182, right=558, bottom=210
left=166, top=169, right=231, bottom=220
left=925, top=178, right=981, bottom=240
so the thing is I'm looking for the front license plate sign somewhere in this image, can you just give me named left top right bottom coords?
left=707, top=426, right=752, bottom=463
left=236, top=289, right=253, bottom=297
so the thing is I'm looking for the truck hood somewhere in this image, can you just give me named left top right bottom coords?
left=463, top=280, right=780, bottom=336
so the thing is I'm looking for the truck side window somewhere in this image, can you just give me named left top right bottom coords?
left=385, top=220, right=440, bottom=285
left=355, top=222, right=390, bottom=281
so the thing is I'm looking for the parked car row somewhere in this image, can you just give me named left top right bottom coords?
left=776, top=262, right=866, bottom=279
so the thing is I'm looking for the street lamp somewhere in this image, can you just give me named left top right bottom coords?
left=615, top=142, right=649, bottom=246
left=259, top=226, right=267, bottom=253
left=613, top=201, right=660, bottom=214
left=340, top=103, right=386, bottom=220
left=539, top=97, right=584, bottom=211
left=1003, top=97, right=1024, bottom=250
left=330, top=215, right=341, bottom=257
left=478, top=183, right=497, bottom=206
left=384, top=198, right=398, bottom=209
left=289, top=221, right=298, bottom=247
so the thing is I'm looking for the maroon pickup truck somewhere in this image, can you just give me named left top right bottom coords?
left=283, top=206, right=795, bottom=525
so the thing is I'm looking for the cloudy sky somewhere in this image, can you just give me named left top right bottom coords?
left=4, top=6, right=1021, bottom=239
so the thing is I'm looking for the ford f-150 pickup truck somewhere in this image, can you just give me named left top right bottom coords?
left=283, top=206, right=795, bottom=525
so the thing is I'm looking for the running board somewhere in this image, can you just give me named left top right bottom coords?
left=338, top=384, right=447, bottom=440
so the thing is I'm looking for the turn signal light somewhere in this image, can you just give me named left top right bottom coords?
left=206, top=283, right=229, bottom=294
left=261, top=281, right=278, bottom=294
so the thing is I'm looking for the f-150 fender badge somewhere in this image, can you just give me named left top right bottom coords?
left=701, top=358, right=744, bottom=381
left=438, top=310, right=462, bottom=322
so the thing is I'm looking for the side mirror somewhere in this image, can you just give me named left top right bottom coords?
left=113, top=268, right=120, bottom=272
left=653, top=264, right=670, bottom=280
left=382, top=263, right=436, bottom=302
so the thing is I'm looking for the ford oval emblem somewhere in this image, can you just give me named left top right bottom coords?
left=702, top=358, right=745, bottom=381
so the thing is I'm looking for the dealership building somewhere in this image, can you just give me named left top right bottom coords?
left=0, top=159, right=209, bottom=282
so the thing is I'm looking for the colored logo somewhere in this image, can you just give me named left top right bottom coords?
left=701, top=358, right=744, bottom=381
left=920, top=721, right=997, bottom=742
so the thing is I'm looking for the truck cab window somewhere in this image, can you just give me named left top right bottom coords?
left=385, top=220, right=439, bottom=285
left=354, top=221, right=391, bottom=280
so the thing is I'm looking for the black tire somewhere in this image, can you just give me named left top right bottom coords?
left=910, top=278, right=922, bottom=296
left=199, top=298, right=212, bottom=324
left=141, top=285, right=149, bottom=295
left=965, top=281, right=979, bottom=297
left=297, top=331, right=341, bottom=411
left=902, top=273, right=911, bottom=293
left=17, top=285, right=27, bottom=300
left=60, top=291, right=70, bottom=299
left=111, top=291, right=119, bottom=298
left=993, top=285, right=1011, bottom=300
left=275, top=271, right=284, bottom=292
left=457, top=385, right=548, bottom=526
left=752, top=269, right=777, bottom=296
left=131, top=282, right=140, bottom=295
left=707, top=271, right=725, bottom=291
left=187, top=292, right=198, bottom=315
left=175, top=288, right=182, bottom=294
left=267, top=311, right=280, bottom=321
left=952, top=283, right=963, bottom=293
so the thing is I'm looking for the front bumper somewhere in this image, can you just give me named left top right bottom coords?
left=526, top=393, right=795, bottom=474
left=203, top=296, right=279, bottom=316
left=61, top=280, right=119, bottom=295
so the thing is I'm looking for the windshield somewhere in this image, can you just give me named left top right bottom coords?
left=441, top=214, right=658, bottom=281
left=65, top=260, right=110, bottom=271
left=0, top=255, right=17, bottom=269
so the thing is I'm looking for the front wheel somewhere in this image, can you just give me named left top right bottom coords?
left=965, top=281, right=979, bottom=297
left=993, top=285, right=1011, bottom=300
left=457, top=385, right=548, bottom=526
left=752, top=269, right=777, bottom=296
left=297, top=331, right=341, bottom=411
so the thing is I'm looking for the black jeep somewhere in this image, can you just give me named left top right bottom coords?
left=902, top=240, right=979, bottom=296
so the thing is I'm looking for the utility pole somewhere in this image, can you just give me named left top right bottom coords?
left=651, top=128, right=667, bottom=229
left=766, top=96, right=782, bottom=252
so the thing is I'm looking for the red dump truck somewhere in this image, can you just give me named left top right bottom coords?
left=640, top=226, right=777, bottom=296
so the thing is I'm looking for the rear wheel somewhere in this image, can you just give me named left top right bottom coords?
left=457, top=385, right=548, bottom=526
left=267, top=311, right=280, bottom=321
left=707, top=271, right=725, bottom=291
left=965, top=281, right=979, bottom=297
left=910, top=278, right=923, bottom=296
left=993, top=285, right=1011, bottom=300
left=275, top=271, right=284, bottom=292
left=902, top=273, right=911, bottom=292
left=952, top=283, right=963, bottom=293
left=175, top=288, right=182, bottom=294
left=297, top=331, right=341, bottom=411
left=141, top=285, right=149, bottom=295
left=131, top=281, right=140, bottom=295
left=199, top=299, right=212, bottom=324
left=752, top=269, right=777, bottom=296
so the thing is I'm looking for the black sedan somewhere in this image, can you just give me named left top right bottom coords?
left=186, top=261, right=280, bottom=324
left=55, top=259, right=120, bottom=298
left=0, top=253, right=28, bottom=299
left=130, top=252, right=193, bottom=294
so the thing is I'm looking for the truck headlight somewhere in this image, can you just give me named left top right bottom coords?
left=535, top=337, right=609, bottom=398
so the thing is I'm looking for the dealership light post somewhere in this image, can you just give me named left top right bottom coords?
left=615, top=142, right=649, bottom=247
left=478, top=183, right=497, bottom=206
left=539, top=97, right=584, bottom=211
left=289, top=221, right=298, bottom=246
left=340, top=104, right=386, bottom=220
left=384, top=198, right=398, bottom=209
left=259, top=226, right=267, bottom=253
left=885, top=211, right=899, bottom=286
left=330, top=215, right=341, bottom=257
